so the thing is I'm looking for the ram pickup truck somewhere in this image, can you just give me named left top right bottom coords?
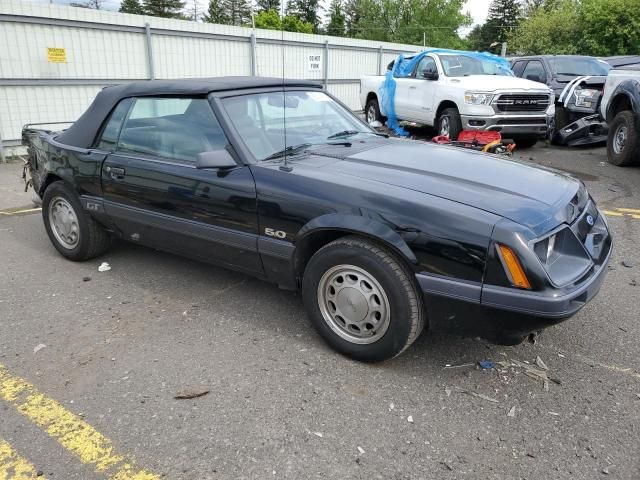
left=23, top=77, right=611, bottom=362
left=361, top=51, right=554, bottom=147
left=600, top=65, right=640, bottom=166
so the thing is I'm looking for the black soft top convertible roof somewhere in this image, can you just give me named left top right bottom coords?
left=56, top=77, right=321, bottom=149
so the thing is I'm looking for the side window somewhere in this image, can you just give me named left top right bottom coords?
left=511, top=61, right=526, bottom=77
left=117, top=97, right=227, bottom=163
left=522, top=61, right=547, bottom=83
left=415, top=57, right=437, bottom=78
left=96, top=98, right=132, bottom=151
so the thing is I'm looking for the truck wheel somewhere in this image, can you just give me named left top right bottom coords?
left=607, top=111, right=639, bottom=166
left=365, top=97, right=385, bottom=124
left=302, top=236, right=425, bottom=362
left=512, top=137, right=538, bottom=149
left=437, top=108, right=462, bottom=140
left=550, top=106, right=570, bottom=145
left=42, top=181, right=111, bottom=261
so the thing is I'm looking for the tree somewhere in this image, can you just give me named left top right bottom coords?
left=326, top=0, right=345, bottom=37
left=343, top=0, right=363, bottom=37
left=202, top=0, right=229, bottom=23
left=579, top=0, right=640, bottom=56
left=286, top=0, right=322, bottom=32
left=119, top=0, right=144, bottom=14
left=142, top=0, right=186, bottom=18
left=254, top=9, right=282, bottom=29
left=282, top=14, right=314, bottom=33
left=507, top=0, right=579, bottom=54
left=70, top=0, right=104, bottom=8
left=224, top=0, right=253, bottom=26
left=483, top=0, right=521, bottom=47
left=256, top=0, right=281, bottom=13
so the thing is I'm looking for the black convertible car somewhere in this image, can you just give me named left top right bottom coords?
left=22, top=77, right=612, bottom=362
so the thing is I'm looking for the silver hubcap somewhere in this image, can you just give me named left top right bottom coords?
left=440, top=116, right=450, bottom=137
left=49, top=196, right=80, bottom=249
left=613, top=124, right=627, bottom=154
left=317, top=265, right=390, bottom=344
left=367, top=105, right=376, bottom=124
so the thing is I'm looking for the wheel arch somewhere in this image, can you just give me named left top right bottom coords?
left=606, top=80, right=640, bottom=122
left=435, top=100, right=459, bottom=119
left=293, top=214, right=418, bottom=282
left=39, top=173, right=66, bottom=197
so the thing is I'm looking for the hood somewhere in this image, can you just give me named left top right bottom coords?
left=447, top=75, right=550, bottom=92
left=302, top=140, right=580, bottom=235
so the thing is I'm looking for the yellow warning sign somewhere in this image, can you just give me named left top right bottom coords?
left=47, top=47, right=66, bottom=63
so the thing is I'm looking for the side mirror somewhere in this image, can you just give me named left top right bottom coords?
left=196, top=149, right=237, bottom=169
left=422, top=71, right=439, bottom=81
left=526, top=74, right=542, bottom=83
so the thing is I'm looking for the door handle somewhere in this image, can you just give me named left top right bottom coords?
left=106, top=166, right=126, bottom=180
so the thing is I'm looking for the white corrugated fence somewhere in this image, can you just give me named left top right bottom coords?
left=0, top=0, right=424, bottom=156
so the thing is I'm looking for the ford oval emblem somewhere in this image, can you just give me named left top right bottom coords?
left=586, top=214, right=595, bottom=226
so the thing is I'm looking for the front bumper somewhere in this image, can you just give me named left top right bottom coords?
left=460, top=114, right=550, bottom=138
left=416, top=234, right=612, bottom=344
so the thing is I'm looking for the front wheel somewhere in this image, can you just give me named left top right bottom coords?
left=302, top=236, right=425, bottom=362
left=365, top=97, right=385, bottom=125
left=512, top=137, right=538, bottom=149
left=42, top=181, right=111, bottom=261
left=437, top=108, right=462, bottom=140
left=607, top=111, right=639, bottom=166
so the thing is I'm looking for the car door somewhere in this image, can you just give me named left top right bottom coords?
left=405, top=55, right=439, bottom=123
left=521, top=60, right=548, bottom=85
left=392, top=77, right=413, bottom=119
left=99, top=96, right=262, bottom=275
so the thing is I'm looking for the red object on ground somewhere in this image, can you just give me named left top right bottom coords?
left=431, top=135, right=451, bottom=144
left=457, top=130, right=502, bottom=144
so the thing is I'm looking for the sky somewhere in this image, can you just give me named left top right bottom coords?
left=33, top=0, right=491, bottom=31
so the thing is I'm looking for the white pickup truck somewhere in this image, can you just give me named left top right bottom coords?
left=360, top=52, right=554, bottom=147
left=600, top=65, right=640, bottom=166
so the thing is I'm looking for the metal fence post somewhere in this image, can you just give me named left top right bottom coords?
left=250, top=33, right=257, bottom=76
left=0, top=130, right=5, bottom=164
left=377, top=45, right=383, bottom=75
left=144, top=23, right=155, bottom=80
left=323, top=40, right=329, bottom=90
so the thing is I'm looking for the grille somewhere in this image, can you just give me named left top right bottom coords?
left=496, top=118, right=547, bottom=125
left=494, top=94, right=550, bottom=112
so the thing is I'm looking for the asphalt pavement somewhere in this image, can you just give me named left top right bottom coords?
left=0, top=144, right=639, bottom=480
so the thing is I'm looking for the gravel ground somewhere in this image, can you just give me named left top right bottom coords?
left=0, top=144, right=639, bottom=480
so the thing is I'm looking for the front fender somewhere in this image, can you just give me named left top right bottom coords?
left=296, top=213, right=418, bottom=265
left=606, top=80, right=640, bottom=122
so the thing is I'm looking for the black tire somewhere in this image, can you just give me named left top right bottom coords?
left=302, top=236, right=426, bottom=362
left=550, top=105, right=571, bottom=145
left=512, top=137, right=538, bottom=149
left=607, top=111, right=640, bottom=167
left=365, top=97, right=385, bottom=125
left=437, top=107, right=463, bottom=140
left=42, top=181, right=111, bottom=261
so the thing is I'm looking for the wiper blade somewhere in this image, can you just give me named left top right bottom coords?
left=262, top=143, right=312, bottom=161
left=327, top=130, right=360, bottom=139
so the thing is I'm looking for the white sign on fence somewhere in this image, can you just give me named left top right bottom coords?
left=308, top=54, right=322, bottom=72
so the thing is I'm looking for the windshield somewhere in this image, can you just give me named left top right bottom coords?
left=548, top=57, right=611, bottom=76
left=439, top=54, right=512, bottom=77
left=222, top=90, right=374, bottom=161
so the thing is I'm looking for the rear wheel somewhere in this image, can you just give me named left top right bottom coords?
left=607, top=111, right=639, bottom=166
left=42, top=181, right=111, bottom=261
left=365, top=97, right=385, bottom=125
left=437, top=108, right=462, bottom=140
left=302, top=236, right=425, bottom=362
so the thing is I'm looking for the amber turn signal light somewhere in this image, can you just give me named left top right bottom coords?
left=497, top=244, right=532, bottom=290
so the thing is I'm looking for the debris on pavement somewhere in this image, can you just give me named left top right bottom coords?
left=357, top=446, right=365, bottom=455
left=507, top=406, right=516, bottom=417
left=455, top=387, right=499, bottom=404
left=478, top=359, right=495, bottom=369
left=389, top=402, right=394, bottom=411
left=535, top=356, right=549, bottom=371
left=622, top=260, right=633, bottom=268
left=548, top=411, right=560, bottom=416
left=82, top=276, right=91, bottom=282
left=602, top=464, right=615, bottom=475
left=312, top=432, right=323, bottom=438
left=407, top=415, right=414, bottom=423
left=444, top=363, right=474, bottom=369
left=33, top=343, right=46, bottom=354
left=174, top=387, right=209, bottom=399
left=98, top=262, right=111, bottom=272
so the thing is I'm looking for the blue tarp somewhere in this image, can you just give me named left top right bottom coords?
left=379, top=49, right=514, bottom=136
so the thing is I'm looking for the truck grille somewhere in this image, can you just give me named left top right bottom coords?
left=494, top=94, right=550, bottom=112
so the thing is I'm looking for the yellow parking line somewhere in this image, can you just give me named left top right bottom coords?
left=0, top=438, right=43, bottom=480
left=602, top=210, right=624, bottom=217
left=0, top=364, right=159, bottom=480
left=0, top=208, right=41, bottom=216
left=615, top=208, right=640, bottom=214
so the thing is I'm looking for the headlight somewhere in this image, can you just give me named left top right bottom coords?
left=573, top=88, right=600, bottom=108
left=532, top=227, right=592, bottom=287
left=464, top=92, right=493, bottom=105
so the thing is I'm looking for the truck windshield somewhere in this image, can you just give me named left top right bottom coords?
left=548, top=57, right=611, bottom=76
left=439, top=54, right=511, bottom=77
left=221, top=91, right=374, bottom=161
